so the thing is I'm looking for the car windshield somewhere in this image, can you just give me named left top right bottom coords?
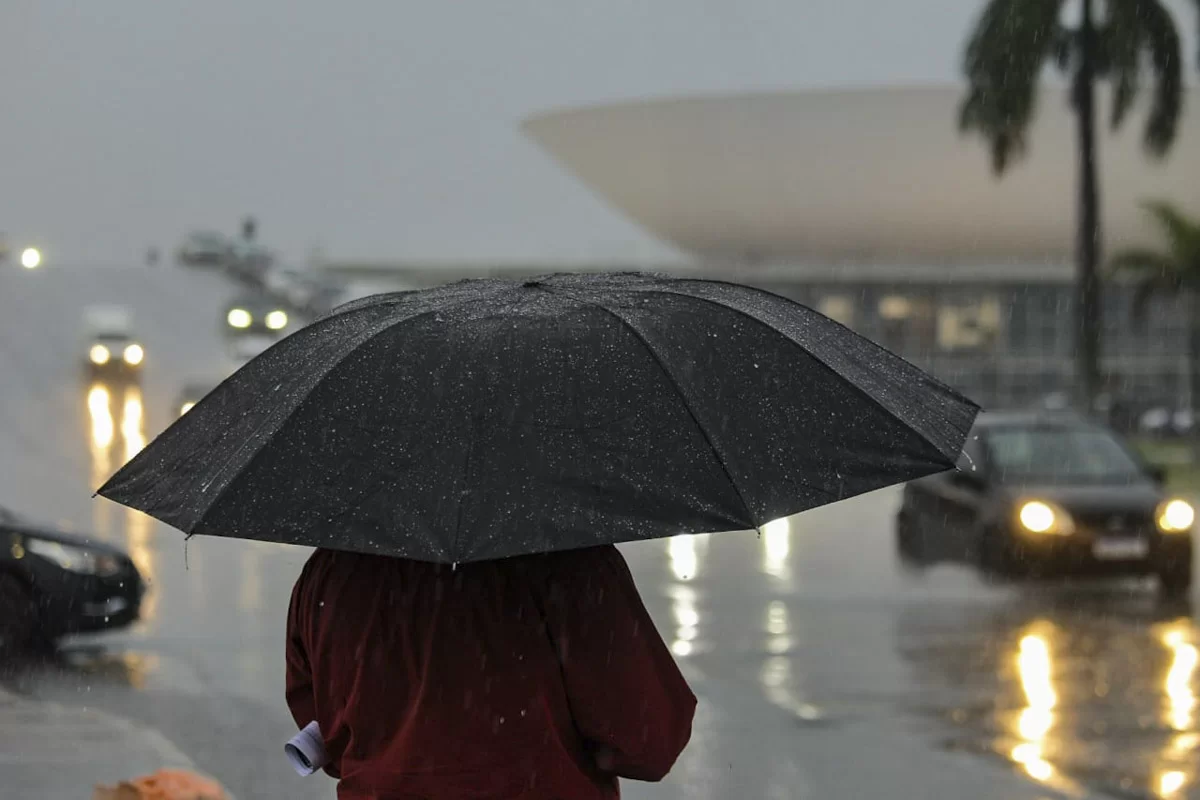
left=986, top=425, right=1146, bottom=484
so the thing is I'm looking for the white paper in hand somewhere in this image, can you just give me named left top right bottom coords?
left=285, top=721, right=328, bottom=776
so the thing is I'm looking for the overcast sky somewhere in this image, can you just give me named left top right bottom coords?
left=1, top=1, right=1195, bottom=266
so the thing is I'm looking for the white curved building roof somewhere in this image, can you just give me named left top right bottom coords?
left=524, top=86, right=1200, bottom=264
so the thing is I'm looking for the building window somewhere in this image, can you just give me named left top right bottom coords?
left=878, top=296, right=912, bottom=321
left=937, top=296, right=1001, bottom=351
left=819, top=295, right=855, bottom=327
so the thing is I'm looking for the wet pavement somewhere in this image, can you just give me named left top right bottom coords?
left=0, top=264, right=1197, bottom=799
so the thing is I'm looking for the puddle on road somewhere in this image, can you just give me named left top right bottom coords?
left=896, top=589, right=1198, bottom=798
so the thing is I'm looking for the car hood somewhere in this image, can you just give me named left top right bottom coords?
left=4, top=521, right=129, bottom=556
left=1001, top=481, right=1164, bottom=513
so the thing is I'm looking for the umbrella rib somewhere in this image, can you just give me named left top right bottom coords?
left=559, top=294, right=759, bottom=528
left=190, top=298, right=483, bottom=537
left=649, top=285, right=975, bottom=464
left=445, top=308, right=507, bottom=564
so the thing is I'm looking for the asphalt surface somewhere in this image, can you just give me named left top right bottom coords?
left=1, top=263, right=1197, bottom=799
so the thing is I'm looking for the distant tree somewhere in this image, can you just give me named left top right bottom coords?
left=959, top=0, right=1193, bottom=410
left=242, top=216, right=257, bottom=242
left=1111, top=200, right=1200, bottom=411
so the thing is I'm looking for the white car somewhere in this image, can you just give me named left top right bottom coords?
left=226, top=242, right=273, bottom=284
left=82, top=306, right=144, bottom=382
left=263, top=268, right=319, bottom=309
left=228, top=333, right=276, bottom=365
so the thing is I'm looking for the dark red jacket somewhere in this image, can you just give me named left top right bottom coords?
left=286, top=545, right=696, bottom=799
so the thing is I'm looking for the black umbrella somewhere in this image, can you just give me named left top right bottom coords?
left=98, top=272, right=978, bottom=563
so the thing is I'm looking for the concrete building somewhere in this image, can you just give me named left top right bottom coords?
left=329, top=85, right=1200, bottom=409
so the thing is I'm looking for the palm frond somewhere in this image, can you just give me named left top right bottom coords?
left=1140, top=200, right=1200, bottom=260
left=959, top=0, right=1066, bottom=175
left=1101, top=1, right=1183, bottom=155
left=1132, top=0, right=1184, bottom=156
left=1129, top=273, right=1183, bottom=323
left=1109, top=247, right=1178, bottom=277
left=1101, top=5, right=1142, bottom=130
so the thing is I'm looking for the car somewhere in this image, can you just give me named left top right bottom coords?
left=0, top=506, right=143, bottom=651
left=223, top=292, right=291, bottom=337
left=176, top=231, right=233, bottom=267
left=896, top=411, right=1194, bottom=598
left=263, top=267, right=320, bottom=309
left=225, top=242, right=273, bottom=284
left=82, top=305, right=145, bottom=382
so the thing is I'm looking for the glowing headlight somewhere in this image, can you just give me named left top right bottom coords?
left=1158, top=499, right=1195, bottom=533
left=1017, top=500, right=1074, bottom=536
left=24, top=537, right=121, bottom=576
left=265, top=310, right=288, bottom=330
left=122, top=343, right=144, bottom=365
left=179, top=401, right=195, bottom=416
left=227, top=308, right=252, bottom=328
left=89, top=344, right=111, bottom=365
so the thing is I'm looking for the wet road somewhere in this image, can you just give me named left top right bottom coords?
left=1, top=264, right=1198, bottom=799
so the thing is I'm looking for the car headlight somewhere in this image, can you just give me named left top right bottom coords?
left=1016, top=499, right=1075, bottom=536
left=1157, top=499, right=1195, bottom=534
left=24, top=537, right=122, bottom=576
left=89, top=344, right=111, bottom=365
left=227, top=308, right=252, bottom=328
left=265, top=310, right=288, bottom=330
left=179, top=400, right=195, bottom=416
left=122, top=343, right=144, bottom=365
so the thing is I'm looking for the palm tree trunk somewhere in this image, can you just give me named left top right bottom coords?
left=1074, top=0, right=1103, bottom=413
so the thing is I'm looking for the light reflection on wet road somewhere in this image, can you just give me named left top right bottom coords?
left=896, top=591, right=1199, bottom=798
left=1, top=265, right=1198, bottom=799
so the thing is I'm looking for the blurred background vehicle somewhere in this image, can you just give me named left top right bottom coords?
left=262, top=267, right=313, bottom=308
left=0, top=506, right=142, bottom=652
left=222, top=291, right=290, bottom=338
left=82, top=305, right=144, bottom=382
left=225, top=241, right=273, bottom=285
left=897, top=411, right=1193, bottom=597
left=176, top=231, right=233, bottom=268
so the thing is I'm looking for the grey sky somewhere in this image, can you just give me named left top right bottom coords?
left=1, top=1, right=1194, bottom=266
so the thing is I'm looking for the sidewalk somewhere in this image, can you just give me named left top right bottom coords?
left=0, top=684, right=219, bottom=800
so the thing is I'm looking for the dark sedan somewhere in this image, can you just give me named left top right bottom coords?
left=0, top=507, right=143, bottom=651
left=897, top=412, right=1194, bottom=598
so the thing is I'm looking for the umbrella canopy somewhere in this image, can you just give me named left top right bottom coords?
left=98, top=272, right=978, bottom=563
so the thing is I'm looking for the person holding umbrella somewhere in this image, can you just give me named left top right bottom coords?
left=99, top=272, right=978, bottom=798
left=284, top=543, right=696, bottom=797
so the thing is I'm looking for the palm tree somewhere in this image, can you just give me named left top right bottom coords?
left=959, top=0, right=1192, bottom=410
left=1111, top=200, right=1200, bottom=412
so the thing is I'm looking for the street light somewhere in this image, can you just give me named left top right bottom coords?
left=20, top=247, right=42, bottom=269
